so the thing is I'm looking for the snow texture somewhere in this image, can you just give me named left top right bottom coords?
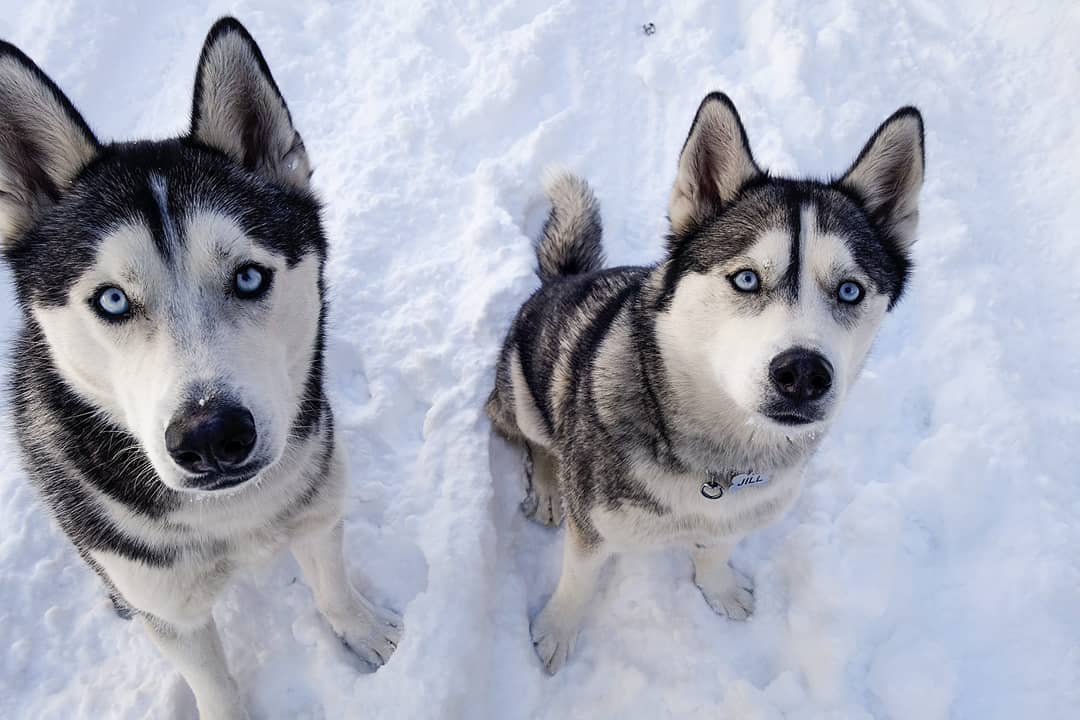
left=1, top=2, right=1078, bottom=719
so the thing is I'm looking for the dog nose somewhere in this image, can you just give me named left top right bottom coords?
left=769, top=348, right=833, bottom=402
left=165, top=402, right=257, bottom=474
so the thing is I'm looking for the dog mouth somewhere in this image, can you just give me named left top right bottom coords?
left=199, top=472, right=257, bottom=492
left=761, top=402, right=825, bottom=427
left=186, top=461, right=268, bottom=492
left=764, top=411, right=817, bottom=426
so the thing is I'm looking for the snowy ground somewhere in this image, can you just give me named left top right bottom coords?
left=1, top=1, right=1078, bottom=718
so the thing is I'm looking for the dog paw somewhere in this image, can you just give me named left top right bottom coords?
left=335, top=604, right=403, bottom=668
left=530, top=608, right=579, bottom=674
left=521, top=484, right=564, bottom=526
left=697, top=577, right=754, bottom=620
left=521, top=447, right=563, bottom=526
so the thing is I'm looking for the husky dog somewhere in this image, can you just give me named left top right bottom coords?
left=488, top=93, right=924, bottom=673
left=0, top=18, right=401, bottom=718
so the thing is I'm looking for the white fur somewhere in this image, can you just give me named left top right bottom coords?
left=668, top=95, right=761, bottom=234
left=841, top=112, right=924, bottom=249
left=533, top=205, right=896, bottom=674
left=34, top=207, right=400, bottom=716
left=0, top=54, right=99, bottom=244
left=192, top=27, right=311, bottom=191
left=1, top=21, right=401, bottom=717
left=530, top=524, right=610, bottom=675
left=691, top=540, right=754, bottom=619
left=90, top=442, right=400, bottom=718
left=656, top=204, right=889, bottom=432
left=591, top=460, right=807, bottom=550
left=508, top=348, right=553, bottom=447
left=34, top=208, right=319, bottom=491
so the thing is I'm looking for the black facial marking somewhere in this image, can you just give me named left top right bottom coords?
left=5, top=138, right=326, bottom=309
left=3, top=142, right=332, bottom=569
left=815, top=187, right=910, bottom=307
left=657, top=182, right=786, bottom=311
left=778, top=186, right=802, bottom=303
left=658, top=178, right=911, bottom=310
left=148, top=174, right=179, bottom=262
left=10, top=322, right=180, bottom=565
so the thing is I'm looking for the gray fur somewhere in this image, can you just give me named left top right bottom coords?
left=840, top=108, right=925, bottom=250
left=191, top=18, right=312, bottom=190
left=668, top=92, right=762, bottom=235
left=489, top=93, right=924, bottom=674
left=0, top=46, right=99, bottom=247
left=535, top=169, right=605, bottom=282
left=0, top=18, right=400, bottom=718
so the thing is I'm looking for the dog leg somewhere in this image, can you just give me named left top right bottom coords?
left=522, top=443, right=563, bottom=526
left=143, top=615, right=248, bottom=720
left=90, top=549, right=243, bottom=717
left=531, top=522, right=609, bottom=674
left=691, top=541, right=754, bottom=620
left=292, top=521, right=402, bottom=667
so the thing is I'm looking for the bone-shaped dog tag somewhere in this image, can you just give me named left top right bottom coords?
left=729, top=472, right=770, bottom=491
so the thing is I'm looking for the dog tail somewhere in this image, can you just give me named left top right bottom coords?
left=535, top=169, right=605, bottom=283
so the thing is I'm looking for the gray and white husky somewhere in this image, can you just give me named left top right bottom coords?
left=488, top=93, right=924, bottom=673
left=0, top=18, right=400, bottom=718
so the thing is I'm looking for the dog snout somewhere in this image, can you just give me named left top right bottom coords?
left=165, top=401, right=257, bottom=475
left=769, top=348, right=833, bottom=403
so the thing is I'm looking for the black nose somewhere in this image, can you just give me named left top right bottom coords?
left=165, top=402, right=257, bottom=474
left=769, top=348, right=833, bottom=402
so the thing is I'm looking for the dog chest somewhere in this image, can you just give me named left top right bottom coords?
left=592, top=463, right=804, bottom=548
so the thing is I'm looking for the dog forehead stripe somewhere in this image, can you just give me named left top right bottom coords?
left=149, top=173, right=180, bottom=261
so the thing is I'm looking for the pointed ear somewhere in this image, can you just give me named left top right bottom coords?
left=668, top=92, right=761, bottom=234
left=190, top=18, right=311, bottom=190
left=0, top=42, right=100, bottom=248
left=840, top=107, right=924, bottom=249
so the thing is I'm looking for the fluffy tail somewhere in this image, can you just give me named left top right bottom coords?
left=535, top=170, right=605, bottom=282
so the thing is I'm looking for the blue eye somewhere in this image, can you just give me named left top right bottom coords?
left=837, top=281, right=863, bottom=304
left=234, top=264, right=271, bottom=298
left=731, top=269, right=760, bottom=292
left=95, top=286, right=130, bottom=318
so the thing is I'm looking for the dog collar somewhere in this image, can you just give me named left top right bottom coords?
left=701, top=471, right=770, bottom=500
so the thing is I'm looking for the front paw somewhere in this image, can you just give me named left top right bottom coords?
left=696, top=574, right=754, bottom=620
left=530, top=605, right=579, bottom=675
left=333, top=603, right=403, bottom=668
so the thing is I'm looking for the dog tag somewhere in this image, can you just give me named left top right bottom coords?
left=729, top=472, right=770, bottom=491
left=700, top=479, right=725, bottom=499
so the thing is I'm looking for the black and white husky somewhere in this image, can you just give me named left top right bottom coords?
left=488, top=93, right=924, bottom=673
left=0, top=18, right=400, bottom=718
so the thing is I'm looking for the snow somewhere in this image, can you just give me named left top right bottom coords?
left=1, top=1, right=1078, bottom=718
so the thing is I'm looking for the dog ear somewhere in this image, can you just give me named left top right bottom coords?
left=839, top=107, right=924, bottom=250
left=190, top=18, right=311, bottom=190
left=669, top=93, right=761, bottom=234
left=0, top=42, right=100, bottom=249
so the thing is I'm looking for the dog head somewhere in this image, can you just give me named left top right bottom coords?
left=0, top=19, right=327, bottom=493
left=656, top=93, right=924, bottom=433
